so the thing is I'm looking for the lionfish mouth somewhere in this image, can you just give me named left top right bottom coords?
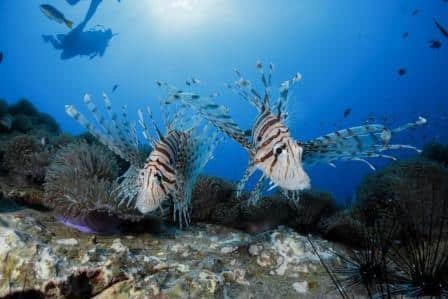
left=270, top=169, right=311, bottom=191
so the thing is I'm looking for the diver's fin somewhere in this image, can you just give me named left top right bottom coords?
left=302, top=117, right=427, bottom=168
left=157, top=81, right=251, bottom=150
left=65, top=19, right=74, bottom=29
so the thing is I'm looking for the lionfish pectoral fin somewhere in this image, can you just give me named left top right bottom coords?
left=280, top=188, right=302, bottom=205
left=172, top=187, right=191, bottom=229
left=247, top=175, right=268, bottom=206
left=236, top=160, right=257, bottom=199
left=302, top=117, right=427, bottom=169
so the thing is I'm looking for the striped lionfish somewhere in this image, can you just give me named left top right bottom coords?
left=158, top=62, right=427, bottom=203
left=65, top=93, right=220, bottom=227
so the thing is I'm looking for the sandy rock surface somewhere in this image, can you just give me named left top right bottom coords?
left=0, top=200, right=341, bottom=299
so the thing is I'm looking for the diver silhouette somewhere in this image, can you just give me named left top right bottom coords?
left=43, top=0, right=117, bottom=60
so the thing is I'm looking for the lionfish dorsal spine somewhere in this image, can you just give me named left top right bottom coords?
left=157, top=81, right=251, bottom=150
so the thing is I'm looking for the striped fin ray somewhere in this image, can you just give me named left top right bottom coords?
left=159, top=95, right=200, bottom=133
left=114, top=166, right=141, bottom=208
left=228, top=68, right=264, bottom=110
left=247, top=174, right=268, bottom=205
left=157, top=81, right=251, bottom=149
left=137, top=108, right=156, bottom=146
left=276, top=72, right=302, bottom=120
left=101, top=93, right=141, bottom=154
left=65, top=94, right=142, bottom=166
left=235, top=161, right=256, bottom=198
left=174, top=125, right=222, bottom=228
left=302, top=117, right=427, bottom=169
left=65, top=104, right=135, bottom=164
left=255, top=61, right=273, bottom=107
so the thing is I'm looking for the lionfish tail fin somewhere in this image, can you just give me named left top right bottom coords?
left=302, top=117, right=427, bottom=168
left=157, top=80, right=251, bottom=150
left=65, top=94, right=142, bottom=166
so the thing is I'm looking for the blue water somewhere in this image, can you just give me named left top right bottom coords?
left=1, top=0, right=447, bottom=202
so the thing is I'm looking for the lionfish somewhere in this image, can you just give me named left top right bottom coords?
left=65, top=93, right=220, bottom=227
left=158, top=62, right=427, bottom=202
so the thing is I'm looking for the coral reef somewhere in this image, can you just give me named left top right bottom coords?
left=318, top=157, right=448, bottom=298
left=43, top=142, right=145, bottom=233
left=5, top=99, right=60, bottom=134
left=288, top=189, right=338, bottom=235
left=1, top=134, right=51, bottom=186
left=190, top=175, right=299, bottom=233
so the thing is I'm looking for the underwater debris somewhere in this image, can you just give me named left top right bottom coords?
left=39, top=4, right=73, bottom=29
left=397, top=68, right=406, bottom=76
left=159, top=62, right=426, bottom=205
left=0, top=51, right=3, bottom=64
left=429, top=39, right=442, bottom=48
left=65, top=93, right=220, bottom=228
left=112, top=83, right=118, bottom=92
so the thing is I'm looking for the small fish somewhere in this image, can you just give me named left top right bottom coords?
left=0, top=51, right=3, bottom=64
left=429, top=40, right=442, bottom=48
left=343, top=108, right=352, bottom=118
left=112, top=84, right=118, bottom=92
left=40, top=4, right=73, bottom=29
left=398, top=68, right=407, bottom=76
left=434, top=19, right=448, bottom=38
left=402, top=32, right=409, bottom=38
left=191, top=78, right=200, bottom=84
left=412, top=9, right=419, bottom=16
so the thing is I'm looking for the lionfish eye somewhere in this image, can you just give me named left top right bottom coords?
left=257, top=136, right=262, bottom=142
left=274, top=144, right=286, bottom=156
